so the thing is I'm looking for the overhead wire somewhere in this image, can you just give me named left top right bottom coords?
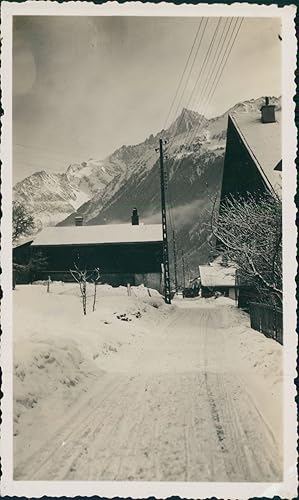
left=164, top=15, right=224, bottom=210
left=165, top=18, right=209, bottom=138
left=158, top=17, right=243, bottom=285
left=156, top=20, right=205, bottom=233
left=179, top=18, right=238, bottom=153
left=162, top=19, right=204, bottom=132
left=164, top=18, right=222, bottom=274
left=186, top=18, right=244, bottom=148
left=174, top=19, right=243, bottom=212
left=165, top=18, right=244, bottom=280
left=188, top=17, right=232, bottom=113
left=166, top=17, right=219, bottom=152
left=168, top=17, right=243, bottom=182
left=164, top=17, right=221, bottom=244
left=160, top=18, right=210, bottom=255
left=164, top=17, right=224, bottom=240
left=164, top=19, right=210, bottom=243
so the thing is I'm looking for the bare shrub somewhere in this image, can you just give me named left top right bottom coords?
left=70, top=264, right=90, bottom=315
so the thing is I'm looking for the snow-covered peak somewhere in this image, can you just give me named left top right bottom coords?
left=167, top=108, right=205, bottom=137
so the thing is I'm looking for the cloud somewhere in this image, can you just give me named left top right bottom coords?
left=141, top=197, right=215, bottom=228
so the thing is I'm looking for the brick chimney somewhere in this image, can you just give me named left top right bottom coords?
left=75, top=215, right=84, bottom=226
left=131, top=208, right=139, bottom=225
left=261, top=96, right=276, bottom=123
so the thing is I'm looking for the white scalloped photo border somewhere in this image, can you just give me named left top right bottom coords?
left=1, top=2, right=297, bottom=498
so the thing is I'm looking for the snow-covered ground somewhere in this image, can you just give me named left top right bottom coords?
left=13, top=284, right=282, bottom=481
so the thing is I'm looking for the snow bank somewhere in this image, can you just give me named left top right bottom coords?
left=215, top=302, right=283, bottom=443
left=13, top=283, right=173, bottom=463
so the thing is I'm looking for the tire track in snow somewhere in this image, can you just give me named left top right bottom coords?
left=202, top=309, right=282, bottom=481
left=14, top=303, right=282, bottom=481
left=14, top=374, right=122, bottom=480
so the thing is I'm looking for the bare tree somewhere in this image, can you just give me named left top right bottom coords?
left=210, top=193, right=282, bottom=305
left=70, top=263, right=91, bottom=316
left=70, top=265, right=102, bottom=314
left=13, top=200, right=35, bottom=243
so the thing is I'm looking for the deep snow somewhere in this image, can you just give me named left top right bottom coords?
left=13, top=283, right=282, bottom=481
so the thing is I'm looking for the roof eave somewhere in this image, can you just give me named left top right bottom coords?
left=31, top=240, right=163, bottom=247
left=228, top=113, right=281, bottom=196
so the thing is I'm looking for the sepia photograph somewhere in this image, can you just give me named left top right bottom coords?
left=1, top=2, right=297, bottom=498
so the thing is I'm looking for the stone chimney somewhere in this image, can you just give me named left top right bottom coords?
left=261, top=96, right=276, bottom=123
left=75, top=215, right=84, bottom=226
left=131, top=208, right=139, bottom=225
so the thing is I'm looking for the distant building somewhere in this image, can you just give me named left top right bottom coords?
left=199, top=260, right=238, bottom=300
left=13, top=209, right=163, bottom=290
left=221, top=97, right=282, bottom=200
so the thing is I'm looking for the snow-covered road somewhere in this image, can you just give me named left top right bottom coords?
left=14, top=297, right=282, bottom=482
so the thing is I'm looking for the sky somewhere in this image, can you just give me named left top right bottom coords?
left=13, top=16, right=281, bottom=183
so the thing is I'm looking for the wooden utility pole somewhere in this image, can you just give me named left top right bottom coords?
left=158, top=138, right=171, bottom=304
left=181, top=250, right=186, bottom=289
left=173, top=230, right=178, bottom=293
left=186, top=260, right=191, bottom=285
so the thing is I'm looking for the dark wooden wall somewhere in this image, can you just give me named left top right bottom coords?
left=31, top=241, right=163, bottom=274
left=220, top=116, right=268, bottom=201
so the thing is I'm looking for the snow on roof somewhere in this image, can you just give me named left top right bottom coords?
left=199, top=264, right=237, bottom=288
left=230, top=110, right=282, bottom=197
left=32, top=223, right=163, bottom=247
left=13, top=237, right=34, bottom=249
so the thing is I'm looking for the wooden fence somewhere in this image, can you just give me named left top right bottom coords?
left=249, top=302, right=283, bottom=345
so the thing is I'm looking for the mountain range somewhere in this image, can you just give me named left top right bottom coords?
left=14, top=96, right=281, bottom=274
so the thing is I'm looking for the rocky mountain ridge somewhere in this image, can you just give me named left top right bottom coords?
left=13, top=157, right=126, bottom=231
left=14, top=96, right=281, bottom=270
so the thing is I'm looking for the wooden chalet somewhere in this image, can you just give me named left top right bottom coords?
left=218, top=97, right=282, bottom=308
left=199, top=260, right=238, bottom=300
left=221, top=97, right=282, bottom=201
left=13, top=209, right=164, bottom=290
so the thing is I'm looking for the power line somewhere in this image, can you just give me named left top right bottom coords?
left=158, top=17, right=243, bottom=281
left=162, top=19, right=204, bottom=131
left=203, top=18, right=244, bottom=112
left=166, top=17, right=221, bottom=152
left=163, top=18, right=222, bottom=238
left=164, top=18, right=226, bottom=200
left=163, top=19, right=223, bottom=257
left=186, top=18, right=243, bottom=148
left=173, top=17, right=242, bottom=156
left=184, top=18, right=238, bottom=149
left=162, top=19, right=207, bottom=240
left=169, top=17, right=240, bottom=158
left=188, top=17, right=232, bottom=112
left=173, top=229, right=178, bottom=292
left=161, top=18, right=227, bottom=238
left=163, top=18, right=244, bottom=271
left=166, top=18, right=209, bottom=137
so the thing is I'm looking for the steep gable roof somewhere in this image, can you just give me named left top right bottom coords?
left=31, top=223, right=163, bottom=247
left=229, top=110, right=282, bottom=197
